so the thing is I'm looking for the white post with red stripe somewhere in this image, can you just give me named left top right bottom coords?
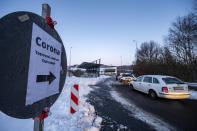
left=70, top=84, right=79, bottom=114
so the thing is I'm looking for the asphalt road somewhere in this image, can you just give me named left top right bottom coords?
left=87, top=77, right=197, bottom=131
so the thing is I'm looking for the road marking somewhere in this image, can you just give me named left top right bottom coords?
left=110, top=91, right=176, bottom=131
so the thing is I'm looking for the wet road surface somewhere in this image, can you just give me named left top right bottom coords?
left=87, top=77, right=197, bottom=131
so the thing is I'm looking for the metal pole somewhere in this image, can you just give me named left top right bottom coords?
left=34, top=4, right=51, bottom=131
left=42, top=4, right=51, bottom=18
left=120, top=56, right=122, bottom=73
left=120, top=56, right=122, bottom=67
left=98, top=59, right=101, bottom=77
left=133, top=40, right=138, bottom=51
left=34, top=118, right=44, bottom=131
left=133, top=40, right=138, bottom=61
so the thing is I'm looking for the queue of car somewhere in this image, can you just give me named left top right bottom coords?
left=116, top=73, right=135, bottom=84
left=116, top=73, right=190, bottom=100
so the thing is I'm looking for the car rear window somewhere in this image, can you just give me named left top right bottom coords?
left=162, top=77, right=184, bottom=84
left=122, top=74, right=134, bottom=77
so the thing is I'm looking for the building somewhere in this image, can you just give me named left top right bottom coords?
left=100, top=66, right=117, bottom=75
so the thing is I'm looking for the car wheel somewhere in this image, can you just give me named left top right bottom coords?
left=149, top=90, right=157, bottom=99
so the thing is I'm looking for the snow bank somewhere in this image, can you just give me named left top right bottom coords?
left=70, top=67, right=86, bottom=72
left=186, top=82, right=197, bottom=90
left=0, top=75, right=109, bottom=131
left=187, top=83, right=197, bottom=87
left=189, top=90, right=197, bottom=100
left=45, top=76, right=109, bottom=131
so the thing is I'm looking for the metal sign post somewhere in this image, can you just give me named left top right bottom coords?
left=34, top=117, right=44, bottom=131
left=42, top=4, right=51, bottom=18
left=33, top=107, right=50, bottom=131
left=33, top=4, right=52, bottom=131
left=0, top=3, right=67, bottom=131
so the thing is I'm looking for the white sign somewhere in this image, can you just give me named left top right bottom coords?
left=26, top=23, right=62, bottom=105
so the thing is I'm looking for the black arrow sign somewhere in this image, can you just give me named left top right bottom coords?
left=36, top=72, right=56, bottom=84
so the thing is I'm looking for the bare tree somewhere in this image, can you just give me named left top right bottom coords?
left=192, top=0, right=197, bottom=52
left=133, top=41, right=163, bottom=76
left=133, top=1, right=197, bottom=81
left=193, top=0, right=197, bottom=13
left=137, top=41, right=162, bottom=63
left=161, top=46, right=174, bottom=64
left=167, top=14, right=197, bottom=64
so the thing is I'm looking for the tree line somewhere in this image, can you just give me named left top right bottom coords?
left=133, top=1, right=197, bottom=82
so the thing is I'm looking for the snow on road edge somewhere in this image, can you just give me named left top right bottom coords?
left=45, top=75, right=109, bottom=131
left=189, top=90, right=197, bottom=100
left=110, top=91, right=176, bottom=131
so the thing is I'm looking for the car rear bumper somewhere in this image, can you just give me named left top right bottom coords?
left=159, top=92, right=190, bottom=99
left=122, top=79, right=131, bottom=84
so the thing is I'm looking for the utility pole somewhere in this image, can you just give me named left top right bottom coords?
left=98, top=58, right=101, bottom=77
left=120, top=56, right=122, bottom=73
left=133, top=40, right=138, bottom=51
left=133, top=40, right=138, bottom=62
left=120, top=56, right=122, bottom=66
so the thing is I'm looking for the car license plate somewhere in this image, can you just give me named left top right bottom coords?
left=173, top=87, right=184, bottom=90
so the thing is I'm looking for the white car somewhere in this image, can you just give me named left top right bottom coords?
left=129, top=75, right=190, bottom=99
left=118, top=73, right=135, bottom=82
left=117, top=73, right=124, bottom=81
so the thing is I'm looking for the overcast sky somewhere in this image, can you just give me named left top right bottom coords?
left=0, top=0, right=193, bottom=66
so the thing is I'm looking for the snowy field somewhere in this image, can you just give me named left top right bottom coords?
left=0, top=76, right=109, bottom=131
left=188, top=83, right=197, bottom=100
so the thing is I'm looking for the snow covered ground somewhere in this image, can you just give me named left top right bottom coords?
left=187, top=83, right=197, bottom=87
left=186, top=82, right=197, bottom=90
left=188, top=82, right=197, bottom=100
left=189, top=90, right=197, bottom=100
left=0, top=75, right=109, bottom=131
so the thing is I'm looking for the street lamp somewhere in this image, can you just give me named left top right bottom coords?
left=133, top=40, right=138, bottom=51
left=133, top=40, right=138, bottom=62
left=120, top=56, right=122, bottom=73
left=120, top=56, right=122, bottom=67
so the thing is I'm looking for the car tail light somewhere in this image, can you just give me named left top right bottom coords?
left=162, top=87, right=168, bottom=93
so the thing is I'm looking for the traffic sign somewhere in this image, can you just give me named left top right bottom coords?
left=0, top=11, right=67, bottom=119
